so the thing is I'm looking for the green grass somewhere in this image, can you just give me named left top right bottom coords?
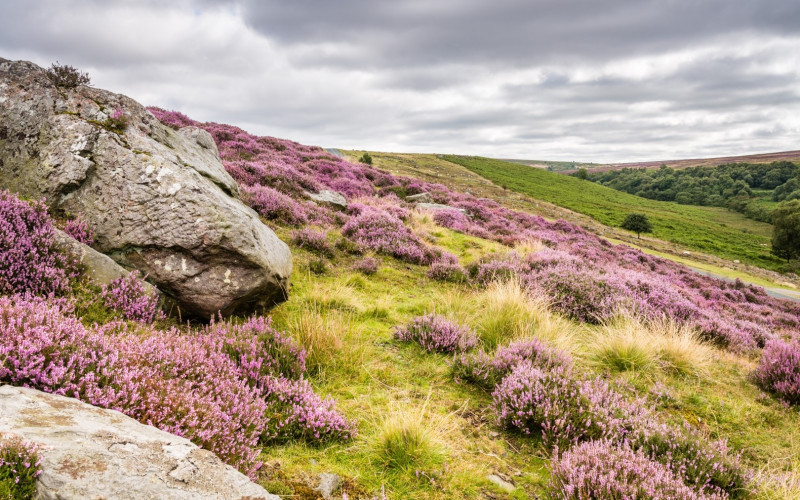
left=440, top=155, right=783, bottom=271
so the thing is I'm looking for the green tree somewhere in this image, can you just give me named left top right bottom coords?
left=575, top=167, right=588, bottom=180
left=771, top=200, right=800, bottom=262
left=358, top=152, right=373, bottom=165
left=620, top=213, right=652, bottom=239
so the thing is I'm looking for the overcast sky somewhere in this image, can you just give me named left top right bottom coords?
left=1, top=0, right=799, bottom=162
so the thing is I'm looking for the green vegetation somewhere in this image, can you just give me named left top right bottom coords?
left=585, top=161, right=800, bottom=223
left=771, top=200, right=800, bottom=263
left=441, top=154, right=783, bottom=271
left=359, top=152, right=373, bottom=165
left=620, top=213, right=652, bottom=239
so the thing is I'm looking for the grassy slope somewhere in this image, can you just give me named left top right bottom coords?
left=255, top=222, right=800, bottom=499
left=440, top=155, right=782, bottom=271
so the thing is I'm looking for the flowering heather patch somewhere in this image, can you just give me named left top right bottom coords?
left=0, top=189, right=71, bottom=296
left=291, top=228, right=333, bottom=257
left=0, top=434, right=42, bottom=500
left=454, top=339, right=572, bottom=390
left=0, top=296, right=354, bottom=477
left=394, top=314, right=478, bottom=354
left=426, top=260, right=468, bottom=283
left=63, top=216, right=94, bottom=245
left=549, top=440, right=713, bottom=500
left=102, top=271, right=162, bottom=324
left=432, top=208, right=471, bottom=232
left=354, top=256, right=379, bottom=275
left=342, top=208, right=438, bottom=265
left=243, top=184, right=308, bottom=226
left=753, top=339, right=800, bottom=405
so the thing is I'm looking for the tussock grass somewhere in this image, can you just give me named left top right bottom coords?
left=513, top=238, right=546, bottom=257
left=587, top=315, right=713, bottom=377
left=754, top=455, right=800, bottom=500
left=471, top=279, right=579, bottom=352
left=278, top=302, right=364, bottom=376
left=369, top=397, right=450, bottom=473
left=304, top=280, right=363, bottom=313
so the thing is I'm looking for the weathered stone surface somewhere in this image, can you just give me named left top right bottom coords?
left=315, top=472, right=341, bottom=499
left=487, top=474, right=515, bottom=492
left=406, top=192, right=433, bottom=204
left=415, top=202, right=466, bottom=213
left=0, top=59, right=291, bottom=318
left=53, top=229, right=158, bottom=297
left=306, top=189, right=347, bottom=210
left=0, top=385, right=279, bottom=500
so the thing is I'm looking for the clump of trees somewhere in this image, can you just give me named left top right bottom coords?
left=620, top=213, right=652, bottom=239
left=587, top=161, right=800, bottom=223
left=771, top=200, right=800, bottom=263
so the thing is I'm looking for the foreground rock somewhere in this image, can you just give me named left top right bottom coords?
left=0, top=59, right=291, bottom=318
left=53, top=229, right=158, bottom=297
left=0, top=385, right=279, bottom=500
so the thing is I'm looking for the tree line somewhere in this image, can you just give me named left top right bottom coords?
left=582, top=161, right=800, bottom=223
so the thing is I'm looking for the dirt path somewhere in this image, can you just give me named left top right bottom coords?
left=689, top=267, right=800, bottom=302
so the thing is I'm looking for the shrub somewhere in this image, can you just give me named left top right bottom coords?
left=753, top=339, right=800, bottom=405
left=548, top=440, right=707, bottom=500
left=309, top=258, right=328, bottom=275
left=0, top=189, right=72, bottom=296
left=45, top=61, right=90, bottom=88
left=243, top=184, right=308, bottom=226
left=426, top=260, right=468, bottom=283
left=358, top=152, right=373, bottom=165
left=102, top=271, right=162, bottom=324
left=63, top=216, right=94, bottom=245
left=394, top=314, right=477, bottom=354
left=0, top=296, right=353, bottom=477
left=432, top=209, right=471, bottom=232
left=354, top=257, right=379, bottom=275
left=104, top=107, right=128, bottom=133
left=0, top=435, right=42, bottom=500
left=291, top=228, right=333, bottom=257
left=342, top=208, right=436, bottom=265
left=454, top=338, right=571, bottom=390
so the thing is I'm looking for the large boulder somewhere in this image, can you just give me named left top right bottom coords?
left=0, top=59, right=291, bottom=318
left=0, top=385, right=279, bottom=500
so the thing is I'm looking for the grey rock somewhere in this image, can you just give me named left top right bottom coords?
left=415, top=202, right=467, bottom=213
left=0, top=385, right=279, bottom=500
left=53, top=229, right=158, bottom=297
left=406, top=192, right=433, bottom=203
left=487, top=474, right=515, bottom=492
left=0, top=59, right=291, bottom=318
left=315, top=473, right=341, bottom=499
left=306, top=189, right=348, bottom=210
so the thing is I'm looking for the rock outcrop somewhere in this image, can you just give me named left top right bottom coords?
left=0, top=59, right=291, bottom=318
left=406, top=192, right=433, bottom=204
left=53, top=229, right=158, bottom=296
left=306, top=189, right=348, bottom=210
left=0, top=385, right=279, bottom=500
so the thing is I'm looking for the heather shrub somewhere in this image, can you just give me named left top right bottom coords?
left=454, top=338, right=572, bottom=390
left=432, top=208, right=471, bottom=232
left=104, top=107, right=128, bottom=133
left=45, top=61, right=90, bottom=87
left=291, top=228, right=333, bottom=257
left=243, top=184, right=308, bottom=226
left=0, top=435, right=42, bottom=500
left=535, top=267, right=619, bottom=324
left=548, top=440, right=709, bottom=500
left=753, top=339, right=800, bottom=405
left=354, top=256, right=379, bottom=275
left=342, top=208, right=436, bottom=265
left=426, top=260, right=468, bottom=283
left=101, top=271, right=162, bottom=324
left=492, top=363, right=636, bottom=451
left=63, top=216, right=94, bottom=245
left=394, top=314, right=477, bottom=354
left=0, top=190, right=71, bottom=296
left=260, top=376, right=356, bottom=443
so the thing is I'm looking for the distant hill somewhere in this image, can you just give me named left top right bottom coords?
left=571, top=150, right=800, bottom=173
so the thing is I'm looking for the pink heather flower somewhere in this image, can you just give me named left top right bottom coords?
left=394, top=314, right=477, bottom=354
left=0, top=189, right=72, bottom=296
left=753, top=339, right=800, bottom=405
left=102, top=271, right=162, bottom=324
left=63, top=216, right=94, bottom=246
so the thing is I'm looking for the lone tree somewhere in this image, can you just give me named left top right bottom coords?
left=621, top=213, right=652, bottom=239
left=575, top=167, right=588, bottom=180
left=358, top=152, right=373, bottom=165
left=771, top=199, right=800, bottom=263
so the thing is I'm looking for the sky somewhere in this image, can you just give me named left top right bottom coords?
left=1, top=0, right=799, bottom=163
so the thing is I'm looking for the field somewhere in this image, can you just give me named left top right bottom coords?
left=439, top=155, right=784, bottom=271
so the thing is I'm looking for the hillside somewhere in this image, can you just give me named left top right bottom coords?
left=577, top=149, right=800, bottom=173
left=438, top=155, right=788, bottom=273
left=2, top=60, right=800, bottom=499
